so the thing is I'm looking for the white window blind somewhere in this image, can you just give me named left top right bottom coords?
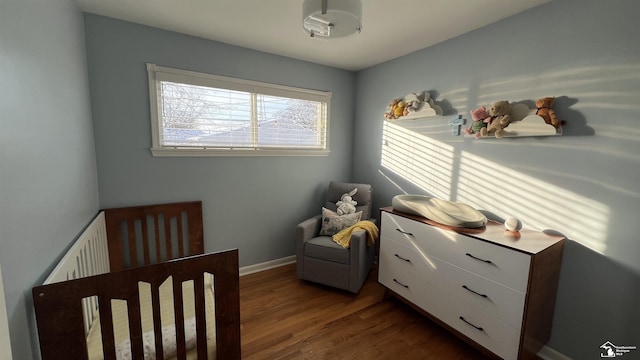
left=147, top=64, right=331, bottom=156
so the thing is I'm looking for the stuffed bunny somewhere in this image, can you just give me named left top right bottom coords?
left=336, top=188, right=358, bottom=215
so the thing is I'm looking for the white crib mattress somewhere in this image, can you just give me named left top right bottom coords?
left=86, top=274, right=216, bottom=360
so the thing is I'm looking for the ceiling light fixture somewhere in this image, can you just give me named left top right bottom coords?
left=302, top=0, right=362, bottom=39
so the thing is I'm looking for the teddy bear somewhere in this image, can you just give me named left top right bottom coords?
left=401, top=92, right=426, bottom=116
left=393, top=100, right=406, bottom=118
left=480, top=100, right=512, bottom=138
left=535, top=97, right=563, bottom=128
left=336, top=188, right=358, bottom=215
left=465, top=105, right=490, bottom=138
left=384, top=98, right=406, bottom=120
left=403, top=100, right=421, bottom=116
left=383, top=99, right=399, bottom=120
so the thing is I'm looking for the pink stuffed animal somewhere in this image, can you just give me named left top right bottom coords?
left=465, top=105, right=490, bottom=138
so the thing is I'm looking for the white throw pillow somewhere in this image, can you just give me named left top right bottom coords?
left=319, top=207, right=362, bottom=236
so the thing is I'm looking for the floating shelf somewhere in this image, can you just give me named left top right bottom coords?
left=395, top=111, right=442, bottom=120
left=468, top=104, right=563, bottom=139
left=384, top=92, right=443, bottom=121
left=385, top=103, right=563, bottom=138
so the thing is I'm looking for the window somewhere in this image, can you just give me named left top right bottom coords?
left=147, top=64, right=331, bottom=156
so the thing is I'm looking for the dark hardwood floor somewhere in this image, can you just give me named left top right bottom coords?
left=239, top=263, right=494, bottom=359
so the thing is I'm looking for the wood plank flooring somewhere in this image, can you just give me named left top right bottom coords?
left=239, top=263, right=494, bottom=359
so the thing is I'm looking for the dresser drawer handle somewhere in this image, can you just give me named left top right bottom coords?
left=465, top=252, right=494, bottom=265
left=459, top=316, right=484, bottom=332
left=396, top=228, right=414, bottom=236
left=394, top=254, right=412, bottom=263
left=393, top=278, right=410, bottom=289
left=462, top=285, right=488, bottom=298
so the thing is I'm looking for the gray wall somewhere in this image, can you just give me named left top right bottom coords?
left=83, top=15, right=356, bottom=267
left=353, top=0, right=640, bottom=358
left=0, top=0, right=100, bottom=359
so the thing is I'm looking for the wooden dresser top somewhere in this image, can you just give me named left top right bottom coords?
left=381, top=207, right=565, bottom=255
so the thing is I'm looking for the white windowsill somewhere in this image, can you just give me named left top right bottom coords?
left=151, top=147, right=330, bottom=157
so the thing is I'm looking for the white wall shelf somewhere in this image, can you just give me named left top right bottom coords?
left=384, top=92, right=443, bottom=120
left=385, top=103, right=563, bottom=138
left=467, top=103, right=563, bottom=139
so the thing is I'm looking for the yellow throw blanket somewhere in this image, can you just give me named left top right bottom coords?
left=332, top=220, right=379, bottom=248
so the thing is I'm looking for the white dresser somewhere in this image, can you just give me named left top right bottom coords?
left=378, top=208, right=564, bottom=360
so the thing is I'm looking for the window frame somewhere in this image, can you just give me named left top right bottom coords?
left=147, top=63, right=331, bottom=157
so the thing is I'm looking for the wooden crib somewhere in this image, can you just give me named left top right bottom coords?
left=32, top=201, right=241, bottom=360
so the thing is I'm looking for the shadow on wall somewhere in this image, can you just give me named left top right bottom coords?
left=551, top=240, right=640, bottom=359
left=381, top=120, right=610, bottom=254
left=436, top=59, right=640, bottom=137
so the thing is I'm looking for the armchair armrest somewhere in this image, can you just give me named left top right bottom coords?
left=349, top=229, right=368, bottom=255
left=296, top=215, right=322, bottom=243
left=296, top=215, right=322, bottom=279
left=348, top=220, right=378, bottom=292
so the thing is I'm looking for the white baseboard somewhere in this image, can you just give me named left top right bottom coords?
left=239, top=255, right=296, bottom=276
left=538, top=345, right=572, bottom=360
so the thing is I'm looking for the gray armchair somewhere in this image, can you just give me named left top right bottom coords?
left=296, top=181, right=376, bottom=293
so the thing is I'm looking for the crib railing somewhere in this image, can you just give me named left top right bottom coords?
left=103, top=201, right=204, bottom=271
left=33, top=249, right=241, bottom=360
left=42, top=211, right=109, bottom=335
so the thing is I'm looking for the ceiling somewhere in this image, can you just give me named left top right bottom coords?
left=75, top=0, right=550, bottom=71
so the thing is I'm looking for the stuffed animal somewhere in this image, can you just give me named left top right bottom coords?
left=536, top=97, right=563, bottom=128
left=480, top=100, right=512, bottom=138
left=403, top=100, right=421, bottom=116
left=393, top=100, right=406, bottom=118
left=336, top=188, right=358, bottom=215
left=465, top=105, right=490, bottom=138
left=402, top=93, right=426, bottom=116
left=384, top=98, right=406, bottom=120
left=384, top=99, right=399, bottom=120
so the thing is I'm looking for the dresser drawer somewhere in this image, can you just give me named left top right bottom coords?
left=378, top=241, right=441, bottom=312
left=379, top=235, right=442, bottom=285
left=381, top=212, right=531, bottom=293
left=438, top=291, right=521, bottom=360
left=433, top=256, right=526, bottom=330
left=381, top=234, right=526, bottom=330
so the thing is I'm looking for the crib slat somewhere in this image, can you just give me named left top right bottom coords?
left=194, top=275, right=208, bottom=359
left=151, top=282, right=165, bottom=359
left=98, top=226, right=110, bottom=273
left=98, top=297, right=116, bottom=360
left=127, top=284, right=144, bottom=360
left=173, top=278, right=187, bottom=359
left=164, top=213, right=173, bottom=260
left=154, top=214, right=162, bottom=263
left=141, top=216, right=151, bottom=265
left=127, top=220, right=137, bottom=268
left=177, top=214, right=185, bottom=258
